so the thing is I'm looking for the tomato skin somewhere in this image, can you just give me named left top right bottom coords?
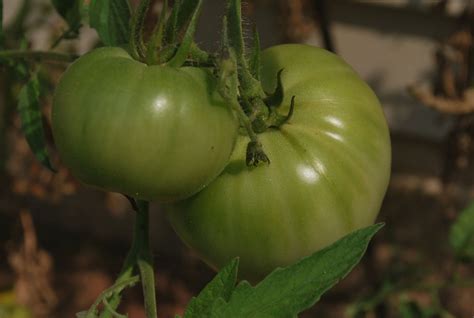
left=52, top=47, right=238, bottom=202
left=168, top=44, right=391, bottom=281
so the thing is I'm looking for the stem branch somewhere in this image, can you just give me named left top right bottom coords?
left=136, top=201, right=158, bottom=318
left=100, top=200, right=157, bottom=318
left=85, top=276, right=140, bottom=318
left=0, top=50, right=78, bottom=63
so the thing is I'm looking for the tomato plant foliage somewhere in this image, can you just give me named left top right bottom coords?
left=450, top=202, right=474, bottom=261
left=1, top=0, right=393, bottom=315
left=89, top=0, right=131, bottom=46
left=180, top=224, right=383, bottom=318
left=168, top=44, right=391, bottom=281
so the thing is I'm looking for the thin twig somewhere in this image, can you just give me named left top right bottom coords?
left=86, top=276, right=140, bottom=318
left=0, top=50, right=78, bottom=63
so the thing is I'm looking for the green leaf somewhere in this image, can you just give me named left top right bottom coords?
left=183, top=258, right=238, bottom=318
left=166, top=0, right=202, bottom=67
left=211, top=224, right=383, bottom=318
left=146, top=0, right=168, bottom=64
left=52, top=0, right=82, bottom=28
left=89, top=0, right=131, bottom=46
left=399, top=300, right=423, bottom=318
left=163, top=0, right=180, bottom=44
left=450, top=202, right=474, bottom=261
left=164, top=0, right=200, bottom=45
left=264, top=69, right=284, bottom=107
left=17, top=72, right=55, bottom=172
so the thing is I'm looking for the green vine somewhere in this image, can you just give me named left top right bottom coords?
left=0, top=50, right=78, bottom=63
left=79, top=275, right=140, bottom=318
left=99, top=199, right=157, bottom=318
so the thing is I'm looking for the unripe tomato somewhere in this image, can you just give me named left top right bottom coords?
left=52, top=47, right=238, bottom=202
left=168, top=44, right=391, bottom=281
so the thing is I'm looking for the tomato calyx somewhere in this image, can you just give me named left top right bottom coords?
left=216, top=0, right=298, bottom=166
left=267, top=96, right=296, bottom=128
left=246, top=141, right=270, bottom=166
left=260, top=68, right=296, bottom=129
left=129, top=0, right=206, bottom=67
left=263, top=69, right=285, bottom=107
left=128, top=0, right=295, bottom=167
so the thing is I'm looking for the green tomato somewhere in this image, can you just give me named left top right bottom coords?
left=168, top=44, right=391, bottom=281
left=52, top=47, right=238, bottom=202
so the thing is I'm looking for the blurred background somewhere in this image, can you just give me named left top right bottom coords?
left=1, top=0, right=474, bottom=317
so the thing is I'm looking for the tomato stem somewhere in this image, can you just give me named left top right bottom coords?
left=226, top=0, right=265, bottom=99
left=136, top=200, right=158, bottom=318
left=98, top=199, right=157, bottom=318
left=221, top=7, right=270, bottom=166
left=85, top=276, right=140, bottom=318
left=216, top=52, right=269, bottom=165
left=50, top=24, right=82, bottom=49
left=0, top=50, right=78, bottom=63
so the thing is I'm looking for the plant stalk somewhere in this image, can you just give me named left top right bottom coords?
left=100, top=200, right=157, bottom=318
left=136, top=200, right=158, bottom=318
left=0, top=50, right=78, bottom=63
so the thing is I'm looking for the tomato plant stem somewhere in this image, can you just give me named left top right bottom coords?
left=50, top=25, right=82, bottom=49
left=99, top=222, right=141, bottom=318
left=0, top=50, right=78, bottom=63
left=136, top=200, right=158, bottom=318
left=100, top=200, right=157, bottom=318
left=86, top=276, right=140, bottom=318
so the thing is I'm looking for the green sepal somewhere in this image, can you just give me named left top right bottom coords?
left=17, top=72, right=55, bottom=172
left=164, top=0, right=200, bottom=45
left=145, top=0, right=168, bottom=64
left=187, top=43, right=212, bottom=65
left=264, top=69, right=285, bottom=107
left=166, top=0, right=202, bottom=67
left=161, top=0, right=203, bottom=62
left=89, top=0, right=131, bottom=47
left=163, top=0, right=180, bottom=45
left=268, top=95, right=295, bottom=128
